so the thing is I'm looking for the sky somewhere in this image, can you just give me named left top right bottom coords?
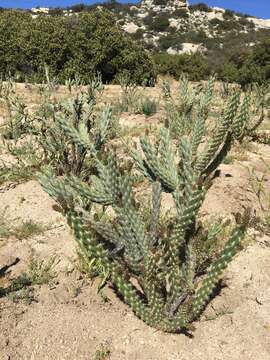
left=1, top=0, right=270, bottom=19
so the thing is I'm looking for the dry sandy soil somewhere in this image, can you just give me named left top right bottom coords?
left=1, top=83, right=270, bottom=360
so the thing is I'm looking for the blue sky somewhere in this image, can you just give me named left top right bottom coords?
left=1, top=0, right=270, bottom=19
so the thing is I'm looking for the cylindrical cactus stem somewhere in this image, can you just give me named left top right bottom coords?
left=192, top=226, right=245, bottom=318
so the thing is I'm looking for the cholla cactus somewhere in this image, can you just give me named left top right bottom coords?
left=0, top=76, right=32, bottom=140
left=222, top=82, right=270, bottom=146
left=39, top=98, right=112, bottom=177
left=0, top=74, right=16, bottom=99
left=32, top=72, right=111, bottom=177
left=116, top=73, right=142, bottom=113
left=244, top=83, right=270, bottom=144
left=86, top=73, right=104, bottom=104
left=163, top=75, right=215, bottom=138
left=220, top=81, right=230, bottom=98
left=1, top=95, right=32, bottom=140
left=40, top=85, right=253, bottom=333
left=1, top=71, right=112, bottom=189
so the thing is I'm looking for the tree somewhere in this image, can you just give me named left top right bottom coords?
left=154, top=53, right=208, bottom=81
left=0, top=9, right=156, bottom=85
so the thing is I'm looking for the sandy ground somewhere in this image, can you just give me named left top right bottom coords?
left=0, top=171, right=270, bottom=360
left=1, top=84, right=270, bottom=360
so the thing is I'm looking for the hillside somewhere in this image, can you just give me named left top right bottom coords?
left=117, top=0, right=270, bottom=55
left=29, top=1, right=270, bottom=56
left=0, top=2, right=270, bottom=85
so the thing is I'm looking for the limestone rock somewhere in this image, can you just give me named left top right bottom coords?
left=140, top=0, right=188, bottom=12
left=123, top=22, right=139, bottom=34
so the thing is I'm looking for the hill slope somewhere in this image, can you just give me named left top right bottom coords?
left=114, top=1, right=270, bottom=54
left=33, top=1, right=270, bottom=56
left=1, top=2, right=270, bottom=84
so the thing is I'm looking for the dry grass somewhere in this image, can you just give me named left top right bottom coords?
left=0, top=209, right=50, bottom=241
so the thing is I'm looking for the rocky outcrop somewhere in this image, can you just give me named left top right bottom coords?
left=140, top=0, right=188, bottom=12
left=123, top=22, right=139, bottom=34
left=167, top=43, right=206, bottom=55
left=117, top=1, right=270, bottom=55
left=28, top=1, right=270, bottom=56
left=248, top=17, right=270, bottom=29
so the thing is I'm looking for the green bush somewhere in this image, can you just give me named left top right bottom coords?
left=154, top=37, right=270, bottom=86
left=239, top=17, right=254, bottom=28
left=154, top=53, right=208, bottom=81
left=225, top=40, right=270, bottom=86
left=238, top=44, right=270, bottom=85
left=131, top=28, right=145, bottom=41
left=68, top=3, right=89, bottom=12
left=172, top=8, right=189, bottom=19
left=219, top=20, right=241, bottom=31
left=142, top=11, right=157, bottom=27
left=210, top=18, right=241, bottom=31
left=0, top=9, right=156, bottom=85
left=159, top=34, right=183, bottom=51
left=150, top=14, right=170, bottom=32
left=153, top=0, right=167, bottom=5
left=223, top=9, right=234, bottom=19
left=48, top=7, right=63, bottom=16
left=141, top=97, right=158, bottom=117
left=189, top=3, right=212, bottom=12
left=218, top=62, right=239, bottom=83
left=209, top=18, right=222, bottom=27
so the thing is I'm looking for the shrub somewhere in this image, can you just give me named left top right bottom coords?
left=235, top=11, right=251, bottom=18
left=239, top=17, right=254, bottom=28
left=68, top=3, right=88, bottom=12
left=150, top=14, right=170, bottom=32
left=231, top=40, right=270, bottom=86
left=154, top=53, right=208, bottom=81
left=159, top=34, right=183, bottom=51
left=219, top=20, right=241, bottom=31
left=189, top=3, right=212, bottom=12
left=48, top=8, right=64, bottom=16
left=210, top=18, right=240, bottom=31
left=172, top=8, right=189, bottom=19
left=223, top=9, right=234, bottom=19
left=184, top=29, right=208, bottom=44
left=0, top=9, right=156, bottom=85
left=209, top=18, right=222, bottom=27
left=140, top=97, right=158, bottom=117
left=153, top=0, right=167, bottom=5
left=218, top=62, right=239, bottom=83
left=142, top=10, right=157, bottom=27
left=154, top=35, right=270, bottom=86
left=132, top=28, right=145, bottom=40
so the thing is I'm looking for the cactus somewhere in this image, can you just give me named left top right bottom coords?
left=0, top=76, right=33, bottom=140
left=40, top=144, right=245, bottom=332
left=192, top=226, right=243, bottom=317
left=230, top=82, right=270, bottom=146
left=0, top=70, right=114, bottom=197
left=163, top=76, right=215, bottom=138
left=35, top=95, right=112, bottom=176
left=39, top=79, right=257, bottom=333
